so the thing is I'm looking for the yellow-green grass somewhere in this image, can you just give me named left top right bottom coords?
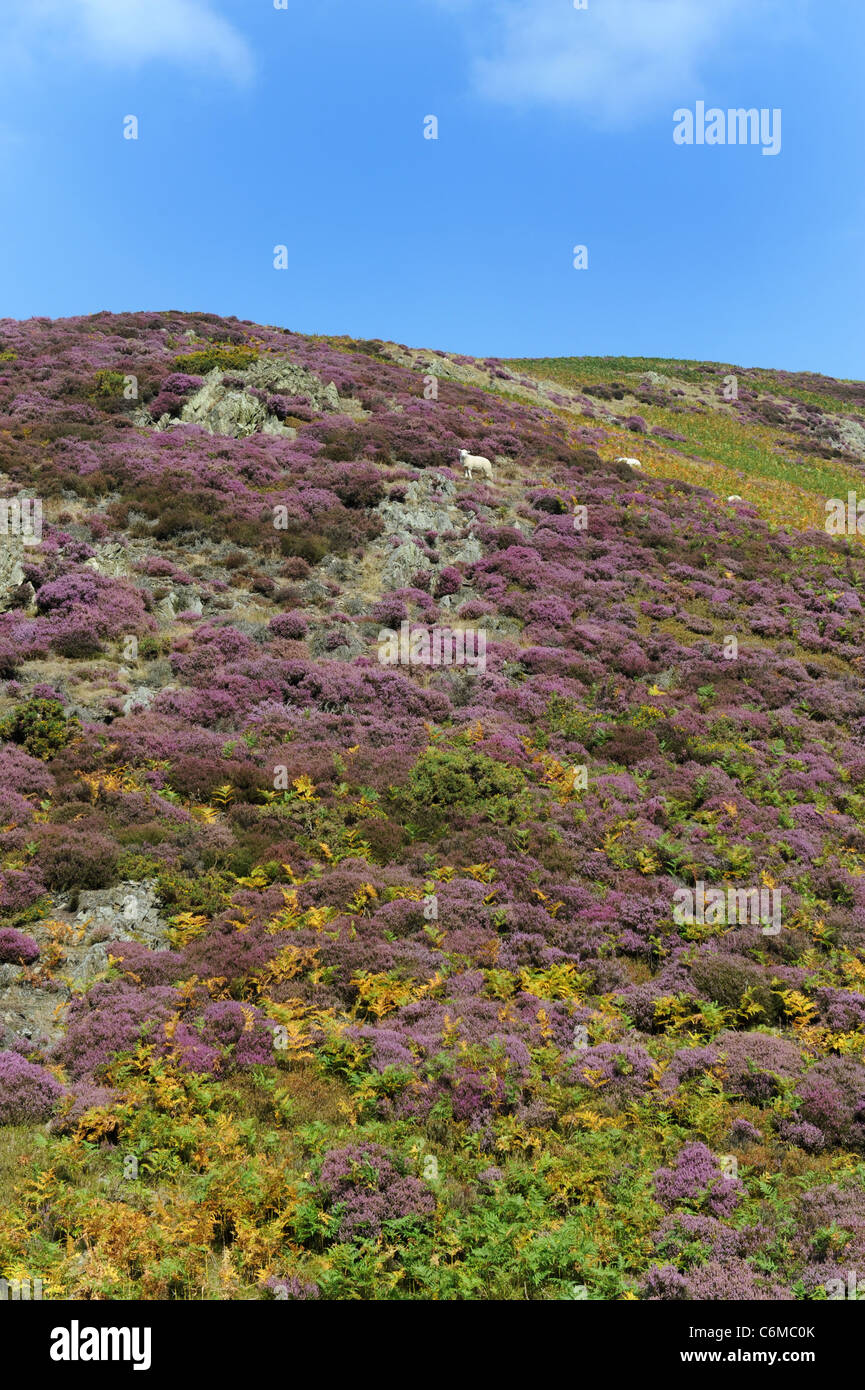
left=506, top=356, right=865, bottom=540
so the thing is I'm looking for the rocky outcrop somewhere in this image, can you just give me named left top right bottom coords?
left=0, top=542, right=26, bottom=612
left=84, top=542, right=132, bottom=579
left=0, top=883, right=172, bottom=1047
left=377, top=473, right=460, bottom=538
left=171, top=371, right=287, bottom=438
left=152, top=358, right=364, bottom=439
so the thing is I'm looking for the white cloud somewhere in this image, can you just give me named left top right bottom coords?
left=10, top=0, right=254, bottom=84
left=433, top=0, right=800, bottom=125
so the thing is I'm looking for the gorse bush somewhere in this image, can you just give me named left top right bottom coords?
left=0, top=698, right=79, bottom=759
left=171, top=345, right=258, bottom=374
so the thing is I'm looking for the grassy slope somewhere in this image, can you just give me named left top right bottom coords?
left=506, top=355, right=865, bottom=537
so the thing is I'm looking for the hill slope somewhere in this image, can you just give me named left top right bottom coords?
left=1, top=311, right=865, bottom=1301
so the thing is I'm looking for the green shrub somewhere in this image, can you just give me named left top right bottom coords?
left=0, top=699, right=79, bottom=760
left=172, top=345, right=258, bottom=375
left=91, top=370, right=127, bottom=398
left=690, top=955, right=782, bottom=1022
left=399, top=744, right=531, bottom=828
left=544, top=696, right=605, bottom=747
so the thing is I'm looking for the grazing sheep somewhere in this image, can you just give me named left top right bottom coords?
left=727, top=494, right=743, bottom=502
left=615, top=456, right=642, bottom=469
left=459, top=449, right=493, bottom=481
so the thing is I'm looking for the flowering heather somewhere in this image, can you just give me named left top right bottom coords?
left=317, top=1143, right=435, bottom=1241
left=0, top=1052, right=65, bottom=1123
left=0, top=928, right=39, bottom=964
left=55, top=983, right=181, bottom=1079
left=0, top=311, right=864, bottom=1301
left=653, top=1143, right=744, bottom=1218
left=264, top=1276, right=320, bottom=1301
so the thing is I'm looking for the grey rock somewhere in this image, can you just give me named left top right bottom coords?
left=73, top=882, right=170, bottom=951
left=827, top=414, right=865, bottom=461
left=319, top=555, right=351, bottom=581
left=382, top=540, right=431, bottom=589
left=169, top=359, right=361, bottom=441
left=0, top=542, right=26, bottom=611
left=120, top=686, right=155, bottom=716
left=154, top=593, right=177, bottom=623
left=84, top=542, right=131, bottom=578
left=307, top=626, right=367, bottom=662
left=244, top=359, right=356, bottom=416
left=0, top=883, right=173, bottom=1045
left=178, top=372, right=272, bottom=438
left=1, top=978, right=68, bottom=1045
left=446, top=535, right=483, bottom=565
left=68, top=943, right=111, bottom=988
left=377, top=471, right=459, bottom=538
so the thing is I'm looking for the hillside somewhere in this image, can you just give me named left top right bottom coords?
left=1, top=310, right=865, bottom=1301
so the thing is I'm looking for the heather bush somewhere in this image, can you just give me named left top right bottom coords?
left=48, top=1082, right=117, bottom=1136
left=797, top=1057, right=865, bottom=1150
left=0, top=927, right=39, bottom=964
left=36, top=570, right=152, bottom=648
left=317, top=1144, right=435, bottom=1241
left=653, top=1143, right=744, bottom=1217
left=715, top=1031, right=804, bottom=1102
left=685, top=1261, right=793, bottom=1300
left=108, top=941, right=183, bottom=987
left=264, top=1276, right=320, bottom=1301
left=0, top=743, right=55, bottom=797
left=56, top=982, right=180, bottom=1079
left=434, top=566, right=463, bottom=598
left=570, top=1043, right=657, bottom=1105
left=269, top=611, right=308, bottom=640
left=0, top=1052, right=65, bottom=1123
left=37, top=826, right=118, bottom=891
left=0, top=867, right=47, bottom=915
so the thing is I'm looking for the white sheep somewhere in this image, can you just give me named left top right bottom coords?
left=615, top=456, right=642, bottom=469
left=459, top=448, right=493, bottom=481
left=727, top=494, right=743, bottom=502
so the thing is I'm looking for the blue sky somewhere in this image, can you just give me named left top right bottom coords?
left=1, top=0, right=863, bottom=377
